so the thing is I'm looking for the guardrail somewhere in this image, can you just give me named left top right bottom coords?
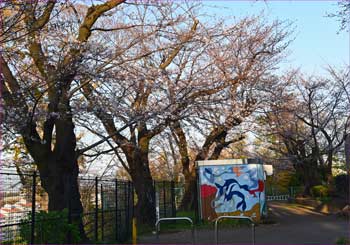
left=155, top=217, right=195, bottom=244
left=214, top=216, right=255, bottom=245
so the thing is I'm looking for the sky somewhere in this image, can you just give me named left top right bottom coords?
left=202, top=1, right=349, bottom=75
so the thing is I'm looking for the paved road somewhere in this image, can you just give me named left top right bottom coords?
left=138, top=201, right=349, bottom=244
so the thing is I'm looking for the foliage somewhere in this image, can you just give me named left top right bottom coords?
left=310, top=185, right=329, bottom=198
left=19, top=209, right=80, bottom=244
left=266, top=170, right=296, bottom=194
left=1, top=237, right=25, bottom=245
left=316, top=196, right=332, bottom=203
left=288, top=172, right=304, bottom=187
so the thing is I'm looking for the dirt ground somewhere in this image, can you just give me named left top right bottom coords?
left=138, top=201, right=349, bottom=244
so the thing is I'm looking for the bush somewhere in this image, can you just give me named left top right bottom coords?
left=334, top=174, right=349, bottom=195
left=311, top=185, right=329, bottom=198
left=19, top=209, right=80, bottom=244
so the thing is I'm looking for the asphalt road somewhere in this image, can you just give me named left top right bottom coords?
left=138, top=201, right=349, bottom=244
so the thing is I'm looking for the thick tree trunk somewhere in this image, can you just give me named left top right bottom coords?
left=345, top=134, right=350, bottom=204
left=179, top=170, right=197, bottom=211
left=176, top=125, right=230, bottom=211
left=295, top=160, right=321, bottom=195
left=125, top=142, right=156, bottom=226
left=346, top=134, right=350, bottom=174
left=130, top=169, right=156, bottom=225
left=24, top=117, right=88, bottom=242
left=122, top=136, right=156, bottom=226
left=39, top=166, right=86, bottom=242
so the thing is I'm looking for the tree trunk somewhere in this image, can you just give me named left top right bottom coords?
left=125, top=142, right=156, bottom=226
left=39, top=165, right=86, bottom=242
left=346, top=134, right=350, bottom=174
left=345, top=134, right=350, bottom=204
left=24, top=117, right=88, bottom=242
left=176, top=125, right=229, bottom=211
left=325, top=150, right=334, bottom=185
left=295, top=160, right=321, bottom=195
left=179, top=169, right=197, bottom=211
left=130, top=169, right=156, bottom=225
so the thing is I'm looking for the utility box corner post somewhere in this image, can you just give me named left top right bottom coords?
left=197, top=159, right=271, bottom=222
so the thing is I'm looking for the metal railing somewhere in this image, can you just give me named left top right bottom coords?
left=214, top=216, right=255, bottom=245
left=155, top=217, right=195, bottom=244
left=267, top=194, right=290, bottom=201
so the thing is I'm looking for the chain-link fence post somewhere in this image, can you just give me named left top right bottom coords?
left=101, top=184, right=104, bottom=241
left=125, top=182, right=130, bottom=239
left=171, top=181, right=176, bottom=217
left=162, top=181, right=166, bottom=217
left=115, top=179, right=118, bottom=241
left=94, top=177, right=98, bottom=242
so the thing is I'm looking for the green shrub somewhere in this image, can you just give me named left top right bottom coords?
left=316, top=196, right=332, bottom=203
left=266, top=171, right=298, bottom=195
left=311, top=185, right=329, bottom=198
left=288, top=172, right=304, bottom=187
left=19, top=209, right=80, bottom=244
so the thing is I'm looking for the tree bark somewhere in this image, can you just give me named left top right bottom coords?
left=128, top=157, right=156, bottom=225
left=294, top=159, right=321, bottom=195
left=179, top=169, right=197, bottom=211
left=174, top=124, right=233, bottom=211
left=23, top=118, right=88, bottom=242
left=123, top=138, right=156, bottom=225
left=346, top=134, right=350, bottom=173
left=345, top=134, right=350, bottom=204
left=17, top=84, right=89, bottom=241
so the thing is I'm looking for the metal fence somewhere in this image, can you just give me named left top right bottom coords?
left=78, top=177, right=134, bottom=243
left=265, top=185, right=304, bottom=201
left=0, top=170, right=306, bottom=244
left=0, top=171, right=182, bottom=244
left=154, top=181, right=176, bottom=219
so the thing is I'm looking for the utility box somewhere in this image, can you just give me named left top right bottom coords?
left=197, top=159, right=272, bottom=222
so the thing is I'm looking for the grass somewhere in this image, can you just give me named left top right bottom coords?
left=1, top=239, right=26, bottom=245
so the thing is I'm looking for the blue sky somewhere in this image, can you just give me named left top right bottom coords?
left=202, top=1, right=349, bottom=75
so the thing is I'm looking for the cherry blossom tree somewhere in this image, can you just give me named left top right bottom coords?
left=1, top=0, right=125, bottom=239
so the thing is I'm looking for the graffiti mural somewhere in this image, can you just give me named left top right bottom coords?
left=199, top=163, right=266, bottom=222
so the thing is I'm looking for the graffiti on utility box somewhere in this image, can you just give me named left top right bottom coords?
left=197, top=160, right=267, bottom=222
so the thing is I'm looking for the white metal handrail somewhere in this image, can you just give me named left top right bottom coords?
left=214, top=215, right=255, bottom=245
left=155, top=217, right=195, bottom=244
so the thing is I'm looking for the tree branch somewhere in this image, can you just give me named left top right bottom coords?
left=77, top=0, right=125, bottom=42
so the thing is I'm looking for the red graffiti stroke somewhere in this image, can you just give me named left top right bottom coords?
left=201, top=184, right=217, bottom=198
left=249, top=180, right=264, bottom=197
